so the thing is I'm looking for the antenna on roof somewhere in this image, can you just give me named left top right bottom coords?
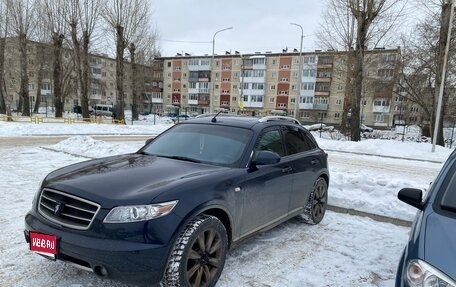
left=211, top=110, right=223, bottom=123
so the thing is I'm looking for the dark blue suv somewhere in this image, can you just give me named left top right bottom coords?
left=396, top=149, right=456, bottom=287
left=24, top=115, right=329, bottom=286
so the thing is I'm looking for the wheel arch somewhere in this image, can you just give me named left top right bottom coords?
left=173, top=203, right=234, bottom=249
left=318, top=171, right=330, bottom=186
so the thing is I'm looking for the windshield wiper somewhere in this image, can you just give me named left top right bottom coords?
left=161, top=155, right=202, bottom=163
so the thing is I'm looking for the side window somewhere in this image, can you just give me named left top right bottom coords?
left=255, top=129, right=285, bottom=157
left=441, top=160, right=456, bottom=211
left=283, top=127, right=316, bottom=155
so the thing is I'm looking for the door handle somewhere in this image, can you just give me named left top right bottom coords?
left=282, top=166, right=292, bottom=173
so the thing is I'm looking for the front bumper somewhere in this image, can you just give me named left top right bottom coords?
left=25, top=210, right=176, bottom=284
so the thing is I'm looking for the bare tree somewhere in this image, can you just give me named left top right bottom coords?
left=0, top=1, right=9, bottom=115
left=397, top=0, right=455, bottom=145
left=318, top=0, right=407, bottom=140
left=68, top=0, right=102, bottom=119
left=6, top=0, right=38, bottom=116
left=39, top=0, right=68, bottom=117
left=102, top=0, right=151, bottom=122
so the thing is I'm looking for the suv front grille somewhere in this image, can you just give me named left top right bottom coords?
left=38, top=188, right=101, bottom=230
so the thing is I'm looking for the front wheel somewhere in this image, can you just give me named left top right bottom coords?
left=162, top=215, right=228, bottom=287
left=301, top=177, right=328, bottom=225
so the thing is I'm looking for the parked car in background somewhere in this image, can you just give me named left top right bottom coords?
left=172, top=114, right=190, bottom=123
left=395, top=149, right=456, bottom=287
left=360, top=124, right=373, bottom=132
left=91, top=104, right=115, bottom=117
left=25, top=115, right=329, bottom=286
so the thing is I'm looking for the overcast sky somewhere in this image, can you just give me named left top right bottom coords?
left=152, top=0, right=325, bottom=57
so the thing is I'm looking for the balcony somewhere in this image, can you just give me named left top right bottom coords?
left=243, top=101, right=264, bottom=108
left=41, top=89, right=52, bottom=96
left=314, top=91, right=330, bottom=96
left=152, top=98, right=163, bottom=103
left=299, top=103, right=314, bottom=110
left=316, top=77, right=331, bottom=83
left=373, top=106, right=390, bottom=113
left=89, top=94, right=102, bottom=100
left=188, top=99, right=198, bottom=105
left=313, top=104, right=328, bottom=110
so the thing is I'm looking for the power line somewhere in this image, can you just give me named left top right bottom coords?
left=161, top=39, right=212, bottom=44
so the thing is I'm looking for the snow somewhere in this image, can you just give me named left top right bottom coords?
left=0, top=120, right=454, bottom=287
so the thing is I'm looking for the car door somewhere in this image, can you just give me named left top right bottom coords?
left=282, top=126, right=323, bottom=212
left=238, top=126, right=293, bottom=236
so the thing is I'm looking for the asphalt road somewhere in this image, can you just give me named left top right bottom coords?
left=0, top=135, right=153, bottom=148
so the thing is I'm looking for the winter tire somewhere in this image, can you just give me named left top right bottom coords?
left=301, top=177, right=328, bottom=225
left=161, top=215, right=228, bottom=287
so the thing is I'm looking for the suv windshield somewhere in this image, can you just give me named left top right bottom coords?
left=141, top=123, right=252, bottom=167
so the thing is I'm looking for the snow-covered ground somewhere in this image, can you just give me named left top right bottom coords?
left=0, top=119, right=454, bottom=287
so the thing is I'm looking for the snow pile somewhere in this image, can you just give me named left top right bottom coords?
left=316, top=138, right=452, bottom=162
left=50, top=136, right=143, bottom=158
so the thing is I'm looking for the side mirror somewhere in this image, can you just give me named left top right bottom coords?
left=398, top=188, right=423, bottom=210
left=145, top=138, right=154, bottom=145
left=252, top=151, right=281, bottom=166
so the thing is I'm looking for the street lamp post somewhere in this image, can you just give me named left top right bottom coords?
left=210, top=27, right=233, bottom=114
left=291, top=23, right=303, bottom=120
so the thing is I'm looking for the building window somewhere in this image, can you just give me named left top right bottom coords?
left=301, top=97, right=314, bottom=104
left=42, top=82, right=51, bottom=90
left=279, top=90, right=288, bottom=95
left=302, top=69, right=316, bottom=77
left=303, top=56, right=316, bottom=64
left=292, top=71, right=298, bottom=78
left=222, top=78, right=230, bottom=82
left=231, top=96, right=237, bottom=102
left=167, top=62, right=171, bottom=67
left=291, top=97, right=296, bottom=103
left=280, top=65, right=290, bottom=69
left=374, top=114, right=385, bottom=122
left=291, top=85, right=297, bottom=91
left=377, top=69, right=394, bottom=77
left=280, top=78, right=289, bottom=82
left=335, top=112, right=340, bottom=119
left=278, top=103, right=287, bottom=108
left=301, top=111, right=310, bottom=118
left=315, top=97, right=328, bottom=105
left=335, top=99, right=342, bottom=105
left=270, top=85, right=276, bottom=90
left=251, top=95, right=263, bottom=102
left=272, top=59, right=277, bottom=65
left=269, top=97, right=275, bottom=103
left=374, top=99, right=389, bottom=106
left=302, top=82, right=315, bottom=90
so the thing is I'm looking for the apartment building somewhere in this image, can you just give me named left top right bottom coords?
left=2, top=37, right=155, bottom=115
left=159, top=48, right=410, bottom=127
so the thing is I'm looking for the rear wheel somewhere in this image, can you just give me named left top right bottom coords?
left=162, top=215, right=228, bottom=287
left=301, top=177, right=328, bottom=224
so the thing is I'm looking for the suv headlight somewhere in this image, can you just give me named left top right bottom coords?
left=406, top=259, right=456, bottom=287
left=103, top=200, right=178, bottom=223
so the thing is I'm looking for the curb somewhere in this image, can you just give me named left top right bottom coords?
left=328, top=205, right=412, bottom=227
left=325, top=148, right=444, bottom=164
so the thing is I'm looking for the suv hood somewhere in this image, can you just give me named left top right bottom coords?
left=424, top=212, right=456, bottom=280
left=44, top=153, right=227, bottom=208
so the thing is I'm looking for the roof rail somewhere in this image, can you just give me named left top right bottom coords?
left=258, top=116, right=301, bottom=125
